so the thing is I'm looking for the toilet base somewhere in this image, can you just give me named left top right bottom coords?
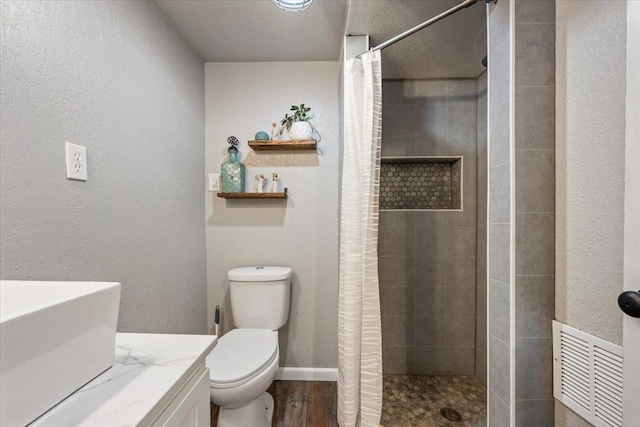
left=216, top=392, right=274, bottom=427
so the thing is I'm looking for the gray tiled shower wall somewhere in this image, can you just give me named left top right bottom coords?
left=379, top=78, right=480, bottom=375
left=486, top=0, right=556, bottom=425
left=488, top=0, right=513, bottom=422
left=476, top=71, right=488, bottom=386
left=514, top=0, right=555, bottom=424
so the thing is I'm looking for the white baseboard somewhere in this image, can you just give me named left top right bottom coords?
left=275, top=367, right=338, bottom=382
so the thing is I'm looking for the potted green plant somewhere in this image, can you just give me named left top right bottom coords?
left=280, top=104, right=314, bottom=140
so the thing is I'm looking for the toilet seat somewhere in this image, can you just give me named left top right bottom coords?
left=207, top=329, right=278, bottom=389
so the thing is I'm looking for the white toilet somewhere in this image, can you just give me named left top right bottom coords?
left=206, top=266, right=292, bottom=427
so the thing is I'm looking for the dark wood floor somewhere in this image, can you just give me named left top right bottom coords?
left=210, top=381, right=338, bottom=427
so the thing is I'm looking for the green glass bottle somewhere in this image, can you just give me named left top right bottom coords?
left=221, top=136, right=245, bottom=193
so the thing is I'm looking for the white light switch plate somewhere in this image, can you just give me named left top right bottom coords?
left=208, top=173, right=220, bottom=192
left=65, top=142, right=87, bottom=181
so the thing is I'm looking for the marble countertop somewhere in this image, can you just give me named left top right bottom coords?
left=31, top=333, right=217, bottom=427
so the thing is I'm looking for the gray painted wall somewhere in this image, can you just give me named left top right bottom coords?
left=0, top=1, right=207, bottom=334
left=379, top=78, right=478, bottom=376
left=555, top=1, right=627, bottom=425
left=205, top=62, right=340, bottom=370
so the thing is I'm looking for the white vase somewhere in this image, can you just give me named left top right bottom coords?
left=288, top=121, right=313, bottom=140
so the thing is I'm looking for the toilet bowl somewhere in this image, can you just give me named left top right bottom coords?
left=206, top=266, right=292, bottom=427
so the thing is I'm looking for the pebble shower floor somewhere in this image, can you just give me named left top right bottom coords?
left=381, top=375, right=487, bottom=427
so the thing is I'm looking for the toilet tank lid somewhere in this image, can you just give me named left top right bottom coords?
left=228, top=266, right=292, bottom=282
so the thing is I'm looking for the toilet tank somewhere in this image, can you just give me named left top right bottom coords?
left=228, top=266, right=292, bottom=330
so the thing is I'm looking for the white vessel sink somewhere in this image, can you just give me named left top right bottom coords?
left=0, top=281, right=121, bottom=427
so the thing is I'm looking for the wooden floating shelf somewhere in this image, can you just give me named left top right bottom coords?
left=248, top=139, right=316, bottom=151
left=217, top=189, right=288, bottom=199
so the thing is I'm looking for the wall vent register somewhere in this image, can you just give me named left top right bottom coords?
left=379, top=157, right=462, bottom=210
left=552, top=321, right=623, bottom=427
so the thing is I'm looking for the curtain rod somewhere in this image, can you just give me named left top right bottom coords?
left=359, top=0, right=497, bottom=57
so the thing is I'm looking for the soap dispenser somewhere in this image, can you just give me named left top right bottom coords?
left=221, top=136, right=245, bottom=193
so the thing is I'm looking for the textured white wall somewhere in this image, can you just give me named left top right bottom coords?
left=0, top=1, right=207, bottom=333
left=205, top=62, right=340, bottom=369
left=555, top=1, right=627, bottom=425
left=555, top=0, right=626, bottom=344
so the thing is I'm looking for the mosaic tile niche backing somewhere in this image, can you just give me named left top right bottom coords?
left=380, top=159, right=462, bottom=210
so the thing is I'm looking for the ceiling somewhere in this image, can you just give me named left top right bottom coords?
left=155, top=0, right=349, bottom=62
left=155, top=0, right=487, bottom=79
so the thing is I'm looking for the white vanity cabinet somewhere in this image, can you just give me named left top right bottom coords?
left=31, top=333, right=217, bottom=427
left=150, top=363, right=210, bottom=427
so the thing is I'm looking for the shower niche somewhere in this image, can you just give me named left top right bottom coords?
left=379, top=157, right=462, bottom=210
